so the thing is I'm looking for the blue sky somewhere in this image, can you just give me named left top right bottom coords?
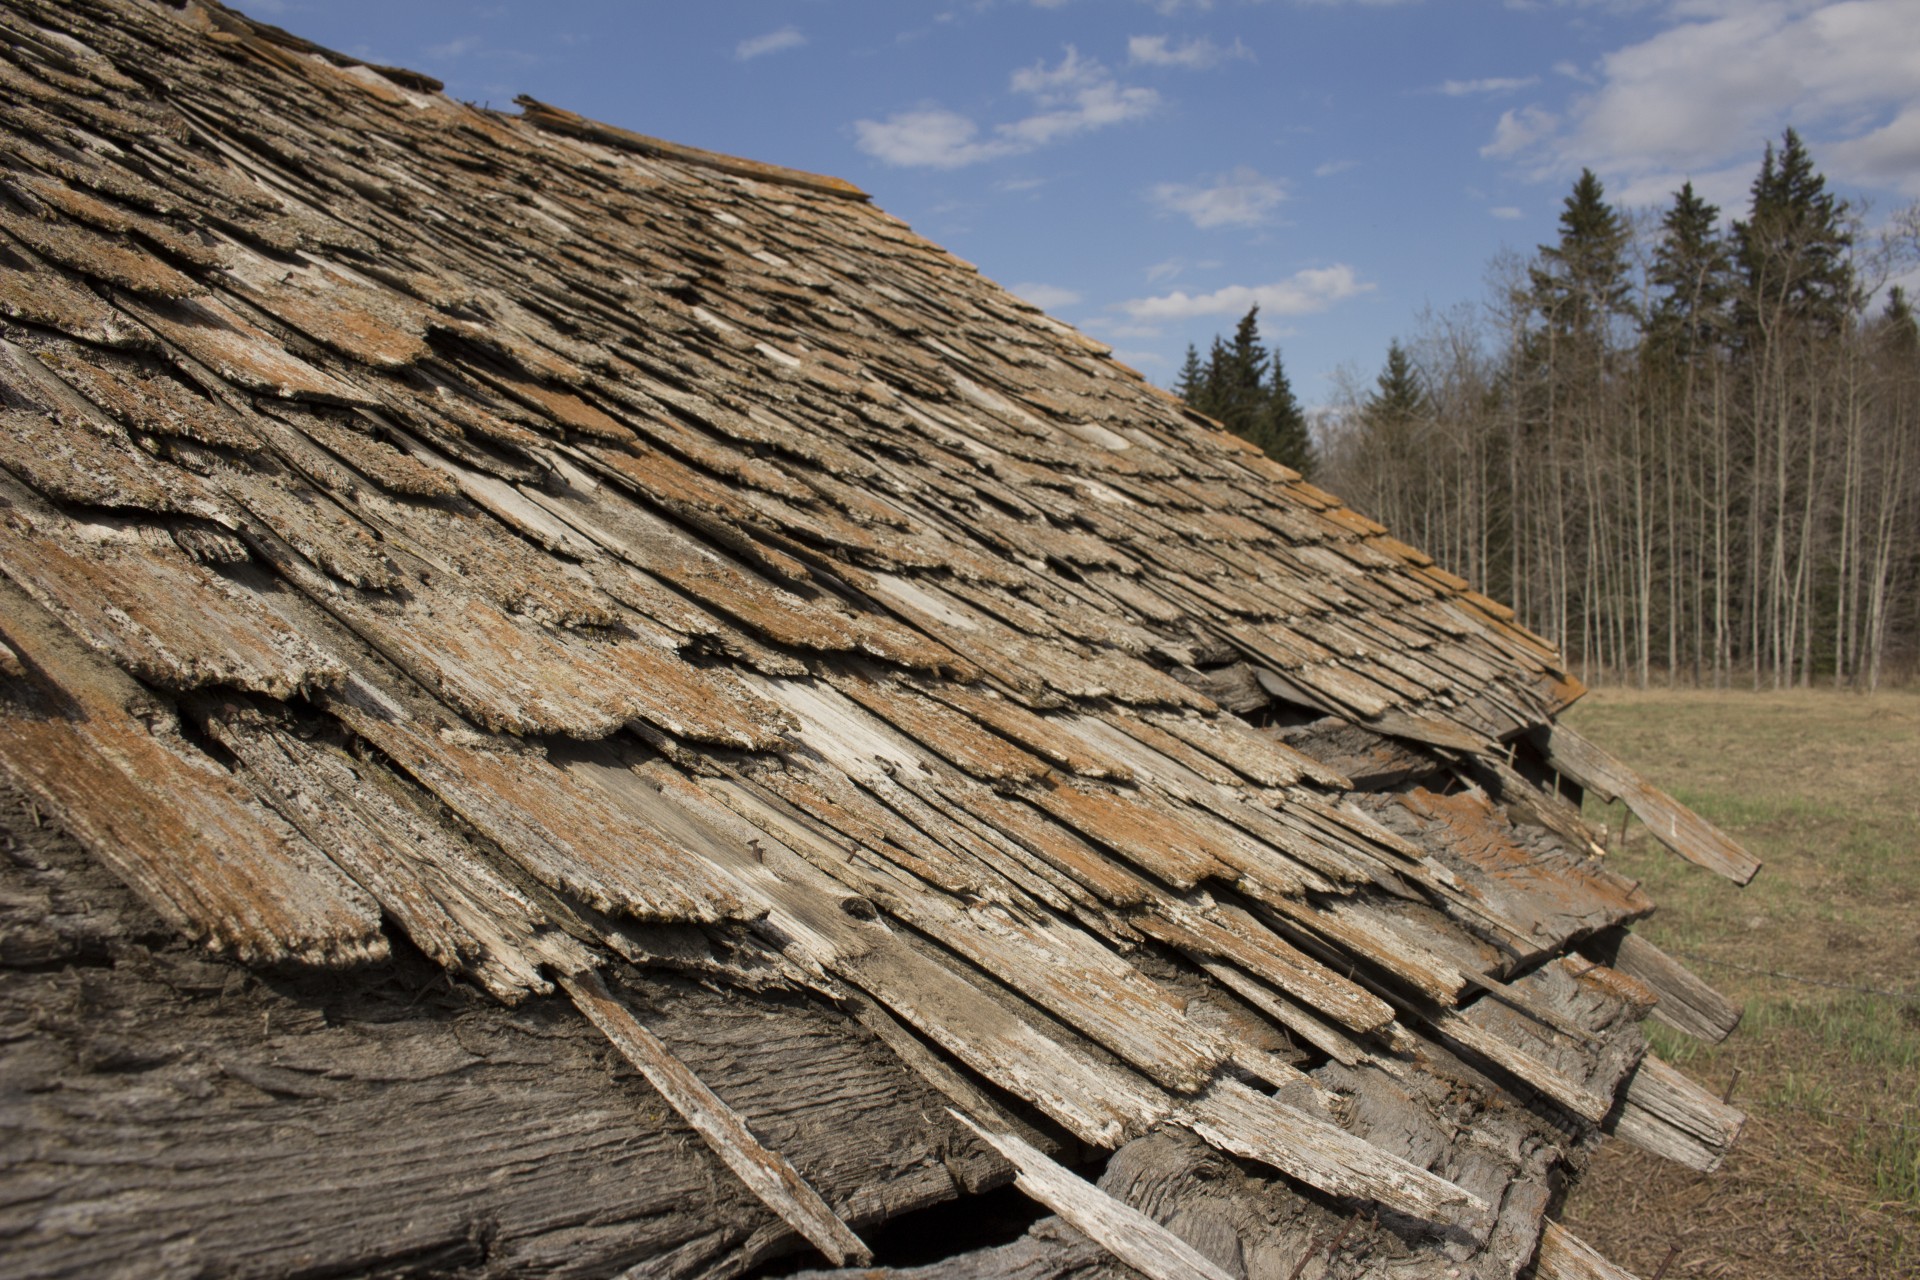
left=244, top=1, right=1920, bottom=405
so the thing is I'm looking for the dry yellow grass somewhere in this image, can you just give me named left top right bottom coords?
left=1556, top=688, right=1920, bottom=1279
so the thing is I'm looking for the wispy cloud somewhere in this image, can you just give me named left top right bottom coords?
left=1481, top=105, right=1558, bottom=158
left=736, top=27, right=806, bottom=61
left=1439, top=75, right=1539, bottom=96
left=1118, top=265, right=1372, bottom=320
left=1010, top=282, right=1084, bottom=310
left=1491, top=205, right=1525, bottom=219
left=1149, top=166, right=1287, bottom=228
left=1128, top=34, right=1251, bottom=69
left=427, top=35, right=480, bottom=60
left=1144, top=256, right=1222, bottom=283
left=1314, top=158, right=1358, bottom=177
left=856, top=47, right=1158, bottom=168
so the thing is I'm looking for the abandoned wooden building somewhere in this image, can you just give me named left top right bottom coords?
left=0, top=2, right=1762, bottom=1276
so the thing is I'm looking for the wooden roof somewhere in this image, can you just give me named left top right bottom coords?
left=0, top=2, right=1758, bottom=1277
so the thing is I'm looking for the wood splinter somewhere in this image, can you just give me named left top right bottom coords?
left=559, top=968, right=872, bottom=1268
left=951, top=1110, right=1237, bottom=1280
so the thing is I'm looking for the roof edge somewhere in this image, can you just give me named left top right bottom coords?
left=515, top=97, right=870, bottom=203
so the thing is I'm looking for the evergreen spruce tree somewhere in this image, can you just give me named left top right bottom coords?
left=1260, top=348, right=1315, bottom=477
left=1175, top=306, right=1318, bottom=475
left=1733, top=128, right=1853, bottom=335
left=1174, top=344, right=1204, bottom=404
left=1365, top=340, right=1427, bottom=427
left=1648, top=181, right=1731, bottom=363
left=1531, top=168, right=1632, bottom=343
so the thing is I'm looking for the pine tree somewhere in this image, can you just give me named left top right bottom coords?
left=1174, top=344, right=1204, bottom=403
left=1648, top=181, right=1730, bottom=363
left=1733, top=128, right=1853, bottom=336
left=1531, top=168, right=1631, bottom=343
left=1177, top=306, right=1319, bottom=475
left=1365, top=340, right=1427, bottom=426
left=1260, top=348, right=1315, bottom=477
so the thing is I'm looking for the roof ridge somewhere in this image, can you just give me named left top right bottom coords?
left=202, top=0, right=867, bottom=199
left=513, top=96, right=869, bottom=202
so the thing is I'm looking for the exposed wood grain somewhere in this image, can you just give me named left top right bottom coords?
left=0, top=579, right=384, bottom=967
left=1604, top=1055, right=1745, bottom=1174
left=1178, top=1078, right=1493, bottom=1236
left=562, top=969, right=873, bottom=1268
left=1581, top=928, right=1742, bottom=1044
left=1532, top=1222, right=1644, bottom=1280
left=952, top=1114, right=1239, bottom=1280
left=1530, top=723, right=1762, bottom=885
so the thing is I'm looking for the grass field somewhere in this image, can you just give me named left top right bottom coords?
left=1554, top=688, right=1920, bottom=1279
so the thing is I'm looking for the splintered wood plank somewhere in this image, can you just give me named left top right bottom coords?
left=123, top=294, right=379, bottom=404
left=1582, top=927, right=1742, bottom=1043
left=0, top=507, right=345, bottom=699
left=284, top=537, right=787, bottom=746
left=0, top=581, right=384, bottom=967
left=1178, top=1078, right=1493, bottom=1236
left=1369, top=788, right=1653, bottom=964
left=623, top=766, right=1174, bottom=1147
left=560, top=970, right=873, bottom=1269
left=951, top=1113, right=1239, bottom=1280
left=1262, top=896, right=1472, bottom=1005
left=1137, top=897, right=1395, bottom=1035
left=1146, top=710, right=1349, bottom=790
left=829, top=671, right=1052, bottom=783
left=1606, top=1055, right=1745, bottom=1174
left=713, top=767, right=1229, bottom=1093
left=1533, top=1222, right=1644, bottom=1280
left=205, top=708, right=588, bottom=1000
left=1024, top=776, right=1234, bottom=890
left=1530, top=722, right=1762, bottom=885
left=922, top=683, right=1137, bottom=780
left=326, top=675, right=765, bottom=924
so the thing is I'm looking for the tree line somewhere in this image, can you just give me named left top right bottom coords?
left=1182, top=130, right=1919, bottom=689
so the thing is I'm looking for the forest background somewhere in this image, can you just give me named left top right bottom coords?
left=1180, top=130, right=1919, bottom=691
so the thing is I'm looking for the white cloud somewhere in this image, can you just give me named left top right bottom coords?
left=1315, top=158, right=1358, bottom=177
left=856, top=47, right=1158, bottom=168
left=1011, top=282, right=1084, bottom=310
left=1491, top=205, right=1525, bottom=219
left=1118, top=265, right=1372, bottom=320
left=1128, top=34, right=1251, bottom=69
left=1486, top=1, right=1920, bottom=197
left=855, top=109, right=1010, bottom=169
left=736, top=27, right=806, bottom=61
left=1481, top=105, right=1559, bottom=158
left=1150, top=166, right=1287, bottom=228
left=1440, top=75, right=1539, bottom=96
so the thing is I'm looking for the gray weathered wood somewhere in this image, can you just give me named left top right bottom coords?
left=1604, top=1055, right=1745, bottom=1174
left=1530, top=724, right=1762, bottom=885
left=562, top=968, right=873, bottom=1268
left=952, top=1113, right=1238, bottom=1280
left=1532, top=1222, right=1644, bottom=1280
left=1178, top=1078, right=1493, bottom=1237
left=1582, top=928, right=1742, bottom=1044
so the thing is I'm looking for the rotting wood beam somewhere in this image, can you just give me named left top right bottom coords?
left=1532, top=1221, right=1646, bottom=1280
left=1581, top=928, right=1742, bottom=1044
left=1528, top=723, right=1762, bottom=885
left=950, top=1112, right=1239, bottom=1280
left=559, top=969, right=873, bottom=1268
